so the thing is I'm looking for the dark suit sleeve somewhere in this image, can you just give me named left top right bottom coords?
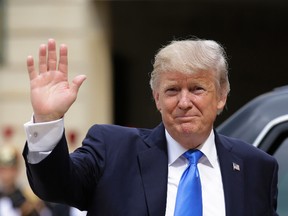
left=23, top=127, right=105, bottom=211
left=22, top=123, right=167, bottom=215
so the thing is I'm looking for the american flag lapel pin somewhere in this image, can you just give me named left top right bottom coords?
left=232, top=162, right=240, bottom=171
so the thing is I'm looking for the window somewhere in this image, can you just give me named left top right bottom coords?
left=273, top=138, right=288, bottom=215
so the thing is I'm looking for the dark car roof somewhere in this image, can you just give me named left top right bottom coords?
left=216, top=85, right=288, bottom=144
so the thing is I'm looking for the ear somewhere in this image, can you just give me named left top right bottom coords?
left=217, top=93, right=227, bottom=111
left=153, top=91, right=161, bottom=111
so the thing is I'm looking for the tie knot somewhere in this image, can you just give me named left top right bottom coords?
left=184, top=149, right=203, bottom=165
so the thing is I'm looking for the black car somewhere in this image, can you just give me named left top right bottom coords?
left=217, top=85, right=288, bottom=215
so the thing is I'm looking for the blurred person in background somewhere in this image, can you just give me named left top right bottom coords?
left=44, top=202, right=87, bottom=216
left=0, top=144, right=85, bottom=216
left=0, top=144, right=41, bottom=216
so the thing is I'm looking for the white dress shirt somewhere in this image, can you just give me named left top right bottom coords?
left=24, top=119, right=225, bottom=215
left=165, top=129, right=226, bottom=216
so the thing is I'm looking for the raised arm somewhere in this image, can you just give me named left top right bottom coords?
left=27, top=39, right=86, bottom=123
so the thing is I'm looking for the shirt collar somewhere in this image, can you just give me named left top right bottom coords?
left=166, top=129, right=218, bottom=168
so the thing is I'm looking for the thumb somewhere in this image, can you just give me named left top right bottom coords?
left=71, top=75, right=87, bottom=94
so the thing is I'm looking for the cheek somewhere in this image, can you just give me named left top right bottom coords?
left=195, top=96, right=218, bottom=113
left=161, top=98, right=178, bottom=113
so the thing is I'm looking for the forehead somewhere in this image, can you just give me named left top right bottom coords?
left=159, top=71, right=216, bottom=86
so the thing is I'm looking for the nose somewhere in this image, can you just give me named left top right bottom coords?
left=178, top=90, right=193, bottom=110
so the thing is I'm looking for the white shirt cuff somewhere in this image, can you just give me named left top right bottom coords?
left=24, top=117, right=64, bottom=152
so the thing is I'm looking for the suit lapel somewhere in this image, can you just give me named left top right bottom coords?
left=138, top=123, right=168, bottom=216
left=215, top=133, right=245, bottom=216
left=137, top=126, right=247, bottom=216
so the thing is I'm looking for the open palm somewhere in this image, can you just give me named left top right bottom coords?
left=27, top=39, right=86, bottom=122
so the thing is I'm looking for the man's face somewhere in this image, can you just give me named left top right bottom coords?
left=0, top=166, right=18, bottom=189
left=153, top=71, right=226, bottom=148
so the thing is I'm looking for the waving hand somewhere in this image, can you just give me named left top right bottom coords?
left=27, top=39, right=86, bottom=123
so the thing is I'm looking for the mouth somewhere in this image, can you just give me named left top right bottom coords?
left=175, top=115, right=198, bottom=122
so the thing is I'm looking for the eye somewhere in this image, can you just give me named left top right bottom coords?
left=165, top=87, right=179, bottom=96
left=191, top=86, right=205, bottom=94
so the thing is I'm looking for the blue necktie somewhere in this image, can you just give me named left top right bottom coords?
left=174, top=149, right=203, bottom=216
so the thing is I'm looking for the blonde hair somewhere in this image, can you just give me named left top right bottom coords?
left=150, top=39, right=230, bottom=98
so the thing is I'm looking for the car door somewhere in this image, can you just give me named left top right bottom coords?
left=253, top=121, right=288, bottom=216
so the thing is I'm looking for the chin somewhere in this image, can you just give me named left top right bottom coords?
left=178, top=123, right=200, bottom=135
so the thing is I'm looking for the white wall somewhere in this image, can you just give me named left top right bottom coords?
left=0, top=0, right=113, bottom=187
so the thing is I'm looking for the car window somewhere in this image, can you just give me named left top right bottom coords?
left=273, top=137, right=288, bottom=215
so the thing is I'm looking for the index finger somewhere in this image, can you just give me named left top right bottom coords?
left=27, top=55, right=36, bottom=80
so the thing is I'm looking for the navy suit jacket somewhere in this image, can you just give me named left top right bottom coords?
left=23, top=123, right=278, bottom=216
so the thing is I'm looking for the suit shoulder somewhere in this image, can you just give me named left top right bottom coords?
left=86, top=124, right=153, bottom=138
left=217, top=133, right=277, bottom=163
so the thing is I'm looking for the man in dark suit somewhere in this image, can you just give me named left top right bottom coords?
left=23, top=38, right=278, bottom=216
